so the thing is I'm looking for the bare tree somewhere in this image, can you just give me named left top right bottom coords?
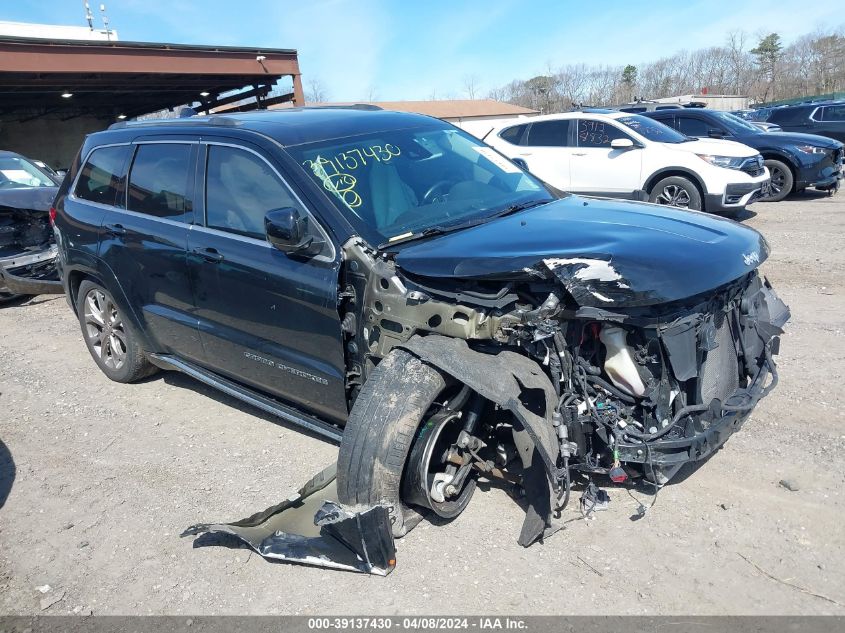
left=304, top=78, right=328, bottom=104
left=491, top=24, right=845, bottom=110
left=462, top=74, right=480, bottom=100
left=364, top=85, right=379, bottom=102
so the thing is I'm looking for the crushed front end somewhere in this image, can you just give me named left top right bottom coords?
left=335, top=221, right=791, bottom=550
left=0, top=198, right=61, bottom=300
left=342, top=235, right=789, bottom=492
left=539, top=271, right=789, bottom=485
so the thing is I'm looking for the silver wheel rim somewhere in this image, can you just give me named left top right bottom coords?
left=83, top=289, right=127, bottom=370
left=656, top=184, right=691, bottom=208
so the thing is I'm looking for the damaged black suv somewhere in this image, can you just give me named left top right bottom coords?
left=53, top=108, right=789, bottom=570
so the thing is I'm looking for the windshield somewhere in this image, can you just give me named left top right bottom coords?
left=287, top=123, right=553, bottom=245
left=616, top=114, right=691, bottom=143
left=708, top=110, right=762, bottom=135
left=0, top=156, right=57, bottom=189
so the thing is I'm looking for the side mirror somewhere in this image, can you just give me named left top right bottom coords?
left=55, top=170, right=67, bottom=179
left=707, top=128, right=725, bottom=138
left=610, top=138, right=635, bottom=150
left=265, top=207, right=323, bottom=256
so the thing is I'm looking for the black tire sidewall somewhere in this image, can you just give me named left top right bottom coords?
left=76, top=280, right=147, bottom=383
left=648, top=176, right=702, bottom=211
left=337, top=349, right=450, bottom=537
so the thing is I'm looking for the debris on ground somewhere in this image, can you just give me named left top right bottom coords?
left=183, top=464, right=396, bottom=576
left=39, top=589, right=65, bottom=611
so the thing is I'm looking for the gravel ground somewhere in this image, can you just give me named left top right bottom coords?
left=1, top=191, right=844, bottom=615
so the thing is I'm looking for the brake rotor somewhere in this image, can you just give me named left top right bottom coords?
left=402, top=409, right=477, bottom=518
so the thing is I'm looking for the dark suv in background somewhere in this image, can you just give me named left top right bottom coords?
left=644, top=108, right=844, bottom=201
left=51, top=108, right=788, bottom=554
left=765, top=102, right=845, bottom=143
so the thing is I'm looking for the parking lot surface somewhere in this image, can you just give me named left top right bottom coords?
left=1, top=192, right=844, bottom=615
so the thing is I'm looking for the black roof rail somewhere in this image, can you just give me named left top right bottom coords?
left=108, top=115, right=239, bottom=130
left=297, top=104, right=383, bottom=111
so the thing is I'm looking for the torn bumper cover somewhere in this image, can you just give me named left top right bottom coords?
left=0, top=245, right=62, bottom=297
left=183, top=464, right=396, bottom=575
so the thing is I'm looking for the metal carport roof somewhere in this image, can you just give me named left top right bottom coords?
left=0, top=36, right=305, bottom=122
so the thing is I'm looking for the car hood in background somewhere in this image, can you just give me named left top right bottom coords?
left=661, top=137, right=759, bottom=158
left=0, top=186, right=58, bottom=213
left=394, top=196, right=769, bottom=307
left=753, top=131, right=844, bottom=149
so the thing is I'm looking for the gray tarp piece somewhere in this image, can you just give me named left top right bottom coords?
left=183, top=464, right=396, bottom=576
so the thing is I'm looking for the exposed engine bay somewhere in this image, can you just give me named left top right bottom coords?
left=191, top=234, right=789, bottom=573
left=0, top=207, right=52, bottom=251
left=0, top=209, right=56, bottom=297
left=0, top=192, right=61, bottom=300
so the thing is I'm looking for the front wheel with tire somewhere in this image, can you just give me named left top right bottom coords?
left=648, top=176, right=702, bottom=211
left=760, top=159, right=793, bottom=202
left=337, top=349, right=476, bottom=537
left=76, top=280, right=155, bottom=383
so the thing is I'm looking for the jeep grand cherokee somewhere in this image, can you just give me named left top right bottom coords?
left=53, top=108, right=789, bottom=565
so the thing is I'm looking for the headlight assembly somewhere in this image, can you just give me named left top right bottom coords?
left=795, top=145, right=826, bottom=155
left=696, top=154, right=746, bottom=169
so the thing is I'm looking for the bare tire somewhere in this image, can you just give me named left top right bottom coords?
left=648, top=176, right=702, bottom=211
left=760, top=159, right=793, bottom=202
left=337, top=348, right=453, bottom=537
left=76, top=280, right=156, bottom=383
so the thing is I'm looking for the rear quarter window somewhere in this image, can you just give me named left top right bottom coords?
left=74, top=145, right=131, bottom=207
left=498, top=124, right=528, bottom=145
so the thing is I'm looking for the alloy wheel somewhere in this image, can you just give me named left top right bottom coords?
left=769, top=166, right=786, bottom=195
left=83, top=289, right=128, bottom=370
left=656, top=184, right=691, bottom=208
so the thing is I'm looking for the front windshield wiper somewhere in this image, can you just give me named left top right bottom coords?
left=379, top=226, right=450, bottom=249
left=379, top=198, right=552, bottom=250
left=489, top=198, right=550, bottom=218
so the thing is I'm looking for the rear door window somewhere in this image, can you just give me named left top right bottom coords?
left=74, top=145, right=130, bottom=207
left=524, top=120, right=571, bottom=146
left=769, top=107, right=811, bottom=124
left=127, top=143, right=194, bottom=223
left=204, top=145, right=303, bottom=240
left=675, top=116, right=711, bottom=137
left=576, top=119, right=632, bottom=148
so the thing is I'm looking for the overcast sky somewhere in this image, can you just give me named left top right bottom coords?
left=5, top=0, right=843, bottom=101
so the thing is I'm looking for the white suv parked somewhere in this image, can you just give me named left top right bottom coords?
left=485, top=110, right=770, bottom=214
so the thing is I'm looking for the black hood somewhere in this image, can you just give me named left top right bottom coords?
left=0, top=186, right=58, bottom=213
left=394, top=196, right=769, bottom=307
left=751, top=131, right=843, bottom=149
